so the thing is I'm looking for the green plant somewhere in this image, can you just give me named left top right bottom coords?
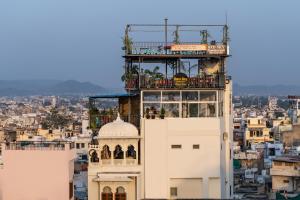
left=144, top=66, right=164, bottom=80
left=121, top=65, right=139, bottom=82
left=160, top=107, right=165, bottom=119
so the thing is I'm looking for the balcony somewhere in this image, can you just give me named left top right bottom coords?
left=270, top=168, right=300, bottom=177
left=125, top=42, right=228, bottom=58
left=89, top=113, right=140, bottom=130
left=125, top=74, right=225, bottom=90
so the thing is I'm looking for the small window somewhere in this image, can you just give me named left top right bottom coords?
left=76, top=143, right=80, bottom=149
left=81, top=143, right=85, bottom=148
left=171, top=145, right=182, bottom=149
left=193, top=144, right=200, bottom=149
left=283, top=180, right=289, bottom=183
left=170, top=187, right=177, bottom=196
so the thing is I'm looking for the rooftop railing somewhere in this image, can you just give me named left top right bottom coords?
left=4, top=141, right=75, bottom=151
left=126, top=42, right=227, bottom=56
left=89, top=114, right=140, bottom=130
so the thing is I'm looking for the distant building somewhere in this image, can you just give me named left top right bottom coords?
left=270, top=156, right=300, bottom=194
left=245, top=117, right=274, bottom=147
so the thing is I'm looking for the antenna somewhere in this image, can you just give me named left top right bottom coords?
left=225, top=11, right=228, bottom=25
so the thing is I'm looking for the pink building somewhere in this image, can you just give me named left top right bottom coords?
left=0, top=141, right=76, bottom=200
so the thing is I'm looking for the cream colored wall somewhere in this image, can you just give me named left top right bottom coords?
left=272, top=176, right=293, bottom=192
left=170, top=178, right=203, bottom=198
left=88, top=178, right=136, bottom=200
left=143, top=117, right=224, bottom=199
left=0, top=144, right=75, bottom=200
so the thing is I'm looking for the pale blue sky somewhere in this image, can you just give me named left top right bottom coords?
left=0, top=0, right=299, bottom=88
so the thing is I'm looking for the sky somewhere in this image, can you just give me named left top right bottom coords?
left=0, top=0, right=300, bottom=88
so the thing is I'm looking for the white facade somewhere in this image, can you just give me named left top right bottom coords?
left=141, top=81, right=233, bottom=199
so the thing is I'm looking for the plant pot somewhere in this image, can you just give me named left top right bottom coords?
left=146, top=114, right=150, bottom=119
left=160, top=115, right=164, bottom=119
left=151, top=115, right=155, bottom=119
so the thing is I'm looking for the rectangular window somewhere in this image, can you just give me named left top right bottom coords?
left=193, top=144, right=200, bottom=149
left=170, top=187, right=178, bottom=196
left=76, top=143, right=80, bottom=149
left=162, top=91, right=180, bottom=101
left=143, top=91, right=161, bottom=101
left=200, top=91, right=216, bottom=101
left=162, top=103, right=179, bottom=117
left=283, top=180, right=289, bottom=183
left=171, top=145, right=182, bottom=149
left=182, top=91, right=198, bottom=101
left=81, top=143, right=85, bottom=148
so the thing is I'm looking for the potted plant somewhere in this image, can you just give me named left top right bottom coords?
left=150, top=106, right=156, bottom=119
left=145, top=108, right=150, bottom=119
left=160, top=107, right=165, bottom=119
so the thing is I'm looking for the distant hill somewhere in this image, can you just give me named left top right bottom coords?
left=233, top=84, right=300, bottom=96
left=0, top=80, right=106, bottom=96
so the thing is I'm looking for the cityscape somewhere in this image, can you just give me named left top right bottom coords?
left=1, top=1, right=300, bottom=200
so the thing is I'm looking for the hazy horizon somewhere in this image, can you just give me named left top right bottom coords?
left=1, top=0, right=300, bottom=88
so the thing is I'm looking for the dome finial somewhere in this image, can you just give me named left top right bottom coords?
left=116, top=112, right=122, bottom=121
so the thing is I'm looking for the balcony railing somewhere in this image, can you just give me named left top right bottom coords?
left=125, top=74, right=225, bottom=90
left=4, top=141, right=75, bottom=151
left=270, top=168, right=300, bottom=177
left=89, top=114, right=140, bottom=130
left=126, top=42, right=227, bottom=56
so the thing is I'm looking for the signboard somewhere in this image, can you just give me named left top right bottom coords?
left=173, top=73, right=188, bottom=88
left=207, top=45, right=227, bottom=55
left=171, top=44, right=208, bottom=51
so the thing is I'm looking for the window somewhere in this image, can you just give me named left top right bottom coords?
left=81, top=143, right=85, bottom=148
left=200, top=91, right=216, bottom=101
left=101, top=145, right=111, bottom=159
left=143, top=91, right=161, bottom=101
left=69, top=182, right=73, bottom=199
left=126, top=145, right=136, bottom=159
left=193, top=144, right=200, bottom=149
left=250, top=131, right=254, bottom=137
left=102, top=186, right=113, bottom=200
left=114, top=145, right=124, bottom=159
left=283, top=180, right=289, bottom=183
left=285, top=162, right=293, bottom=166
left=76, top=143, right=80, bottom=149
left=162, top=103, right=179, bottom=117
left=170, top=187, right=178, bottom=196
left=162, top=91, right=180, bottom=101
left=116, top=187, right=126, bottom=200
left=171, top=145, right=182, bottom=149
left=89, top=149, right=99, bottom=163
left=182, top=91, right=198, bottom=101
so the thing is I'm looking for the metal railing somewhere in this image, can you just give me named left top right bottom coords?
left=125, top=74, right=225, bottom=90
left=4, top=141, right=75, bottom=151
left=89, top=114, right=140, bottom=130
left=127, top=42, right=226, bottom=55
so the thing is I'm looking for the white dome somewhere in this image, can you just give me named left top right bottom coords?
left=98, top=114, right=138, bottom=137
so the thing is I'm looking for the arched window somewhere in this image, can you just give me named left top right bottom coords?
left=89, top=149, right=99, bottom=163
left=102, top=186, right=113, bottom=200
left=115, top=186, right=126, bottom=200
left=114, top=145, right=124, bottom=159
left=126, top=145, right=136, bottom=159
left=101, top=145, right=111, bottom=159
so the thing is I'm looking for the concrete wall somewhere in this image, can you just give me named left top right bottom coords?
left=143, top=118, right=224, bottom=199
left=0, top=145, right=75, bottom=200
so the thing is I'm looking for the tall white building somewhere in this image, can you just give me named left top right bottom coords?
left=88, top=22, right=233, bottom=199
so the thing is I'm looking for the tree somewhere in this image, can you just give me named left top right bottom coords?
left=41, top=108, right=70, bottom=130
